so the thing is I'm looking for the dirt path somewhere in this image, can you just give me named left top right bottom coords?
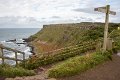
left=58, top=54, right=120, bottom=80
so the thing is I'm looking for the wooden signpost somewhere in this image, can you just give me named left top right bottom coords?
left=94, top=5, right=116, bottom=52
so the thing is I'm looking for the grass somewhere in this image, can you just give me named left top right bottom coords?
left=0, top=64, right=36, bottom=78
left=0, top=22, right=119, bottom=78
left=48, top=51, right=112, bottom=78
left=110, top=29, right=120, bottom=53
left=28, top=22, right=119, bottom=53
left=21, top=41, right=96, bottom=70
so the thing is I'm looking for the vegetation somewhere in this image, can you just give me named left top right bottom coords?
left=28, top=22, right=119, bottom=53
left=22, top=22, right=120, bottom=70
left=21, top=41, right=96, bottom=70
left=48, top=51, right=112, bottom=78
left=109, top=29, right=120, bottom=53
left=0, top=22, right=120, bottom=78
left=17, top=22, right=120, bottom=77
left=0, top=64, right=35, bottom=78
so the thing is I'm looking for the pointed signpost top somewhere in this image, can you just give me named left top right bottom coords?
left=94, top=5, right=116, bottom=52
left=94, top=6, right=116, bottom=15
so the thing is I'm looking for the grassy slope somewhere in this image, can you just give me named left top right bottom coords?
left=48, top=51, right=112, bottom=78
left=22, top=41, right=96, bottom=70
left=29, top=22, right=119, bottom=54
left=0, top=64, right=35, bottom=78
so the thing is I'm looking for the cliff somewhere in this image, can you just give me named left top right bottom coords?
left=28, top=22, right=119, bottom=54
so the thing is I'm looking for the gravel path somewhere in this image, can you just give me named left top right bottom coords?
left=58, top=54, right=120, bottom=80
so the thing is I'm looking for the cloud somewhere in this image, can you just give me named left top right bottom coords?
left=51, top=16, right=61, bottom=19
left=0, top=16, right=42, bottom=28
left=0, top=0, right=119, bottom=28
left=73, top=8, right=95, bottom=14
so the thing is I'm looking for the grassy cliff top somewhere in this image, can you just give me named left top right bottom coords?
left=28, top=22, right=119, bottom=53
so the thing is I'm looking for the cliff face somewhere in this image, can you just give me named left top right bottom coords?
left=29, top=22, right=119, bottom=54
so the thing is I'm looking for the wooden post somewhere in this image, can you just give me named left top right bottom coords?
left=23, top=53, right=25, bottom=67
left=1, top=48, right=4, bottom=65
left=94, top=5, right=116, bottom=52
left=15, top=52, right=18, bottom=66
left=103, top=5, right=110, bottom=52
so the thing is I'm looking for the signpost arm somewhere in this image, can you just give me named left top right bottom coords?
left=103, top=5, right=110, bottom=52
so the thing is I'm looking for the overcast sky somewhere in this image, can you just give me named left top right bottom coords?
left=0, top=0, right=120, bottom=28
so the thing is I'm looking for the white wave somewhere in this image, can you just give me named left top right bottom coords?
left=16, top=39, right=24, bottom=43
left=5, top=53, right=15, bottom=58
left=0, top=39, right=33, bottom=65
left=24, top=47, right=31, bottom=52
left=17, top=53, right=21, bottom=56
left=0, top=40, right=6, bottom=43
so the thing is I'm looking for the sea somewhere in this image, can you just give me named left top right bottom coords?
left=0, top=28, right=40, bottom=65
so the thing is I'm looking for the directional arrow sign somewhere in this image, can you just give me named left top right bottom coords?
left=94, top=7, right=116, bottom=15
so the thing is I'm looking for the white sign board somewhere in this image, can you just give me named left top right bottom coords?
left=94, top=7, right=116, bottom=15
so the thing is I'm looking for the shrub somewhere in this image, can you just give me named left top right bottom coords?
left=0, top=65, right=35, bottom=78
left=112, top=40, right=120, bottom=53
left=21, top=41, right=96, bottom=70
left=48, top=51, right=112, bottom=78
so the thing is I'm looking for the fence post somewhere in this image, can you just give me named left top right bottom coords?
left=23, top=53, right=25, bottom=67
left=1, top=48, right=5, bottom=65
left=15, top=52, right=18, bottom=66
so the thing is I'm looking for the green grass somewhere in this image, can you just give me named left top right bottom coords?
left=21, top=41, right=96, bottom=70
left=21, top=22, right=119, bottom=71
left=48, top=51, right=112, bottom=78
left=110, top=29, right=120, bottom=53
left=28, top=22, right=119, bottom=54
left=0, top=64, right=36, bottom=78
left=29, top=22, right=118, bottom=46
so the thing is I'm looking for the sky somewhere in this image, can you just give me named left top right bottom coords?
left=0, top=0, right=120, bottom=28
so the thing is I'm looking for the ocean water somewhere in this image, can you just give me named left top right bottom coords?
left=0, top=28, right=40, bottom=65
left=0, top=28, right=40, bottom=41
